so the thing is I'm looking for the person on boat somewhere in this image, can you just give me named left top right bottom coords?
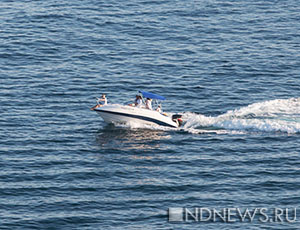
left=145, top=98, right=152, bottom=110
left=129, top=95, right=143, bottom=108
left=98, top=94, right=107, bottom=106
left=91, top=94, right=107, bottom=110
left=156, top=105, right=162, bottom=113
left=135, top=95, right=143, bottom=108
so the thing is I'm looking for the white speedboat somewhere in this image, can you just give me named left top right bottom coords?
left=92, top=91, right=183, bottom=128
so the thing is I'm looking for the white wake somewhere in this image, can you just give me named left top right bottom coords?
left=182, top=98, right=300, bottom=134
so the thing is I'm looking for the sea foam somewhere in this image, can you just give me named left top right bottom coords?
left=183, top=98, right=300, bottom=134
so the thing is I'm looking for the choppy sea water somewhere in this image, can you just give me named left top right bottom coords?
left=0, top=0, right=299, bottom=229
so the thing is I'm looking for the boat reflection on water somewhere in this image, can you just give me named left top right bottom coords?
left=95, top=124, right=171, bottom=150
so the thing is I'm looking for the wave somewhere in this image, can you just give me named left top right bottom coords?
left=182, top=97, right=300, bottom=134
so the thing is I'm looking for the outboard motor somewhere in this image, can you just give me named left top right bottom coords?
left=172, top=114, right=183, bottom=127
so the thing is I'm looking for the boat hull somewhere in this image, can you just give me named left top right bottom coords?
left=94, top=104, right=178, bottom=128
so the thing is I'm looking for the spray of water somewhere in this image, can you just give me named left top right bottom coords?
left=182, top=98, right=300, bottom=134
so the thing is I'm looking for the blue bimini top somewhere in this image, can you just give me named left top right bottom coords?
left=139, top=91, right=166, bottom=100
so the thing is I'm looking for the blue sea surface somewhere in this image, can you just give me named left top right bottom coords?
left=0, top=0, right=299, bottom=229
